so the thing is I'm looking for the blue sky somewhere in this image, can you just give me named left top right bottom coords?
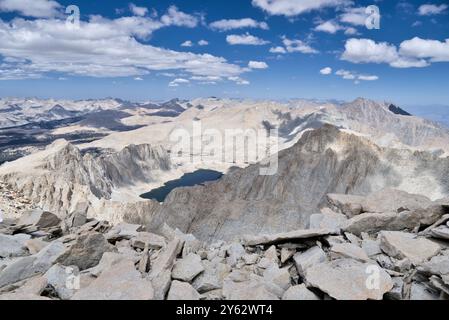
left=0, top=0, right=448, bottom=107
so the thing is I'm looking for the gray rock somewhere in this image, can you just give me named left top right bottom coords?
left=105, top=222, right=144, bottom=241
left=151, top=269, right=171, bottom=300
left=344, top=207, right=445, bottom=236
left=380, top=231, right=441, bottom=265
left=418, top=255, right=449, bottom=276
left=0, top=241, right=66, bottom=288
left=226, top=243, right=245, bottom=267
left=24, top=239, right=49, bottom=255
left=172, top=253, right=204, bottom=282
left=363, top=189, right=433, bottom=213
left=18, top=210, right=61, bottom=229
left=264, top=245, right=279, bottom=265
left=243, top=228, right=337, bottom=246
left=263, top=265, right=291, bottom=291
left=148, top=237, right=183, bottom=280
left=131, top=232, right=166, bottom=250
left=222, top=275, right=280, bottom=300
left=305, top=259, right=393, bottom=300
left=167, top=280, right=200, bottom=300
left=282, top=284, right=320, bottom=300
left=330, top=243, right=370, bottom=263
left=193, top=261, right=230, bottom=293
left=409, top=282, right=439, bottom=300
left=431, top=226, right=449, bottom=240
left=72, top=260, right=154, bottom=300
left=362, top=239, right=382, bottom=257
left=87, top=252, right=132, bottom=277
left=69, top=212, right=87, bottom=228
left=0, top=292, right=51, bottom=300
left=293, top=246, right=327, bottom=278
left=280, top=248, right=295, bottom=264
left=309, top=209, right=348, bottom=230
left=345, top=232, right=361, bottom=246
left=243, top=253, right=259, bottom=265
left=44, top=264, right=79, bottom=300
left=326, top=194, right=364, bottom=218
left=0, top=234, right=30, bottom=258
left=57, top=232, right=115, bottom=270
left=385, top=277, right=403, bottom=300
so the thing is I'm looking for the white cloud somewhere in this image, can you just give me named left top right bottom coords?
left=0, top=16, right=245, bottom=80
left=251, top=0, right=351, bottom=17
left=336, top=69, right=378, bottom=81
left=320, top=67, right=332, bottom=75
left=0, top=0, right=61, bottom=18
left=134, top=77, right=143, bottom=81
left=269, top=46, right=287, bottom=54
left=357, top=74, right=378, bottom=81
left=340, top=37, right=447, bottom=68
left=181, top=40, right=194, bottom=47
left=342, top=38, right=399, bottom=64
left=169, top=78, right=190, bottom=87
left=160, top=5, right=198, bottom=28
left=228, top=76, right=250, bottom=85
left=198, top=40, right=209, bottom=46
left=282, top=36, right=318, bottom=54
left=248, top=61, right=268, bottom=69
left=210, top=18, right=269, bottom=31
left=399, top=37, right=449, bottom=62
left=129, top=3, right=148, bottom=17
left=314, top=20, right=342, bottom=34
left=418, top=4, right=448, bottom=16
left=226, top=33, right=269, bottom=45
left=344, top=27, right=358, bottom=35
left=339, top=7, right=367, bottom=26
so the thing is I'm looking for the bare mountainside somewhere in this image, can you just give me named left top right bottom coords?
left=148, top=124, right=449, bottom=242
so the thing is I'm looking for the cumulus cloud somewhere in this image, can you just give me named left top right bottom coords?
left=228, top=76, right=250, bottom=85
left=399, top=37, right=449, bottom=62
left=314, top=19, right=359, bottom=35
left=169, top=78, right=190, bottom=87
left=226, top=33, right=269, bottom=45
left=336, top=69, right=378, bottom=81
left=248, top=61, right=269, bottom=69
left=160, top=5, right=198, bottom=28
left=418, top=4, right=448, bottom=16
left=282, top=36, right=318, bottom=54
left=0, top=15, right=245, bottom=81
left=269, top=46, right=287, bottom=54
left=181, top=40, right=194, bottom=47
left=341, top=37, right=449, bottom=68
left=314, top=20, right=342, bottom=34
left=198, top=40, right=209, bottom=46
left=0, top=0, right=61, bottom=18
left=339, top=7, right=367, bottom=26
left=251, top=0, right=351, bottom=17
left=210, top=18, right=269, bottom=31
left=129, top=3, right=148, bottom=17
left=320, top=67, right=332, bottom=75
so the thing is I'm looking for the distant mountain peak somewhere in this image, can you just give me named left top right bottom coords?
left=388, top=104, right=412, bottom=116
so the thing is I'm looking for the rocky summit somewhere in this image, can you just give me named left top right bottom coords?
left=0, top=189, right=448, bottom=300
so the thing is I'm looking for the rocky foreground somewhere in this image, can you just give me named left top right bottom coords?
left=0, top=188, right=448, bottom=300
